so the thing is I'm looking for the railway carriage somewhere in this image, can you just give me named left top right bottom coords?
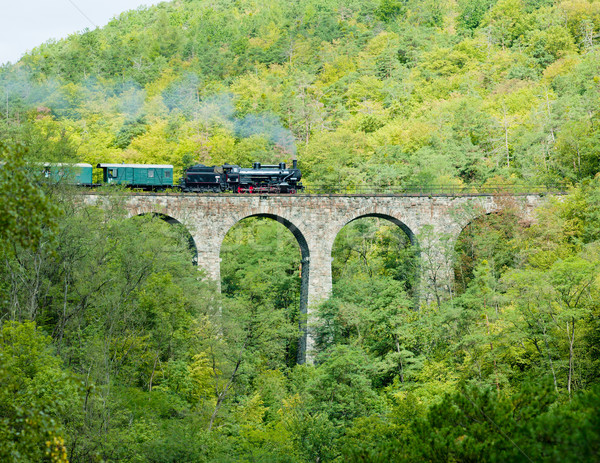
left=42, top=163, right=94, bottom=185
left=97, top=163, right=174, bottom=190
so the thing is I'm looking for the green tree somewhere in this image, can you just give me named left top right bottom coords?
left=309, top=345, right=384, bottom=427
left=457, top=0, right=497, bottom=32
left=482, top=0, right=531, bottom=48
left=0, top=142, right=59, bottom=255
left=0, top=321, right=78, bottom=463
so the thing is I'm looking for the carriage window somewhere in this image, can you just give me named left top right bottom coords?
left=148, top=170, right=155, bottom=178
left=165, top=171, right=171, bottom=178
left=108, top=169, right=118, bottom=178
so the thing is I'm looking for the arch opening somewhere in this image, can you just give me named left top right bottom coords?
left=346, top=213, right=417, bottom=246
left=332, top=214, right=420, bottom=300
left=317, top=214, right=420, bottom=385
left=220, top=214, right=309, bottom=365
left=453, top=210, right=525, bottom=295
left=136, top=213, right=198, bottom=266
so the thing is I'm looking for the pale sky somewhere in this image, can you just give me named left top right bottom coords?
left=0, top=1, right=163, bottom=65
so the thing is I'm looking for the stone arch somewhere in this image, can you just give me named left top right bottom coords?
left=135, top=212, right=198, bottom=265
left=452, top=194, right=537, bottom=238
left=240, top=213, right=310, bottom=260
left=452, top=208, right=523, bottom=294
left=345, top=213, right=418, bottom=246
left=456, top=207, right=526, bottom=238
left=332, top=212, right=421, bottom=303
left=220, top=213, right=310, bottom=364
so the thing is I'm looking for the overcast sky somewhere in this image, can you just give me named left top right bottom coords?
left=0, top=1, right=163, bottom=65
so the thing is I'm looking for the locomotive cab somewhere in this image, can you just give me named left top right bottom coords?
left=222, top=164, right=240, bottom=184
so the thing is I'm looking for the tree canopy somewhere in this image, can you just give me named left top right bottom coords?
left=1, top=0, right=600, bottom=461
left=1, top=0, right=599, bottom=186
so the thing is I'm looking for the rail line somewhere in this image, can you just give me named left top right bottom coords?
left=78, top=183, right=568, bottom=197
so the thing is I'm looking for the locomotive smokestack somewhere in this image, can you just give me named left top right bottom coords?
left=293, top=160, right=297, bottom=169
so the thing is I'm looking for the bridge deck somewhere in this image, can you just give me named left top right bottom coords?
left=79, top=190, right=565, bottom=198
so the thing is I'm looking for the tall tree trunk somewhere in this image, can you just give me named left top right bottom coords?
left=208, top=341, right=248, bottom=431
left=485, top=313, right=500, bottom=391
left=542, top=324, right=558, bottom=393
left=567, top=318, right=575, bottom=398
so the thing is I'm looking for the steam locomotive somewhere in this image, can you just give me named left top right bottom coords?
left=180, top=160, right=302, bottom=193
left=34, top=160, right=303, bottom=193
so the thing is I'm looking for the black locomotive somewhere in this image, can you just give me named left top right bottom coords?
left=180, top=160, right=302, bottom=194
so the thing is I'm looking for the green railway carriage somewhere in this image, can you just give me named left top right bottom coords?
left=97, top=163, right=173, bottom=189
left=42, top=163, right=94, bottom=185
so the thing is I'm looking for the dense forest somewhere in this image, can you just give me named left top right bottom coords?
left=1, top=0, right=600, bottom=461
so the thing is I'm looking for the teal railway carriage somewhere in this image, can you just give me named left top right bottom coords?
left=42, top=163, right=94, bottom=185
left=97, top=163, right=174, bottom=190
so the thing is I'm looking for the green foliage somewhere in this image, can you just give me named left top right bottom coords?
left=0, top=0, right=597, bottom=186
left=0, top=142, right=60, bottom=253
left=407, top=379, right=600, bottom=462
left=0, top=321, right=77, bottom=463
left=454, top=209, right=524, bottom=294
left=113, top=116, right=148, bottom=149
left=2, top=0, right=600, bottom=461
left=482, top=0, right=532, bottom=48
left=220, top=217, right=301, bottom=368
left=376, top=0, right=406, bottom=22
left=457, top=0, right=497, bottom=32
left=309, top=345, right=384, bottom=426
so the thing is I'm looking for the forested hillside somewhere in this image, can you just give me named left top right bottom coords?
left=1, top=0, right=599, bottom=186
left=1, top=0, right=600, bottom=461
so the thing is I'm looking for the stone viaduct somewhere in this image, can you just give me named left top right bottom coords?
left=82, top=192, right=551, bottom=362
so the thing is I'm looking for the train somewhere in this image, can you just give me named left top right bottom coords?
left=36, top=160, right=303, bottom=193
